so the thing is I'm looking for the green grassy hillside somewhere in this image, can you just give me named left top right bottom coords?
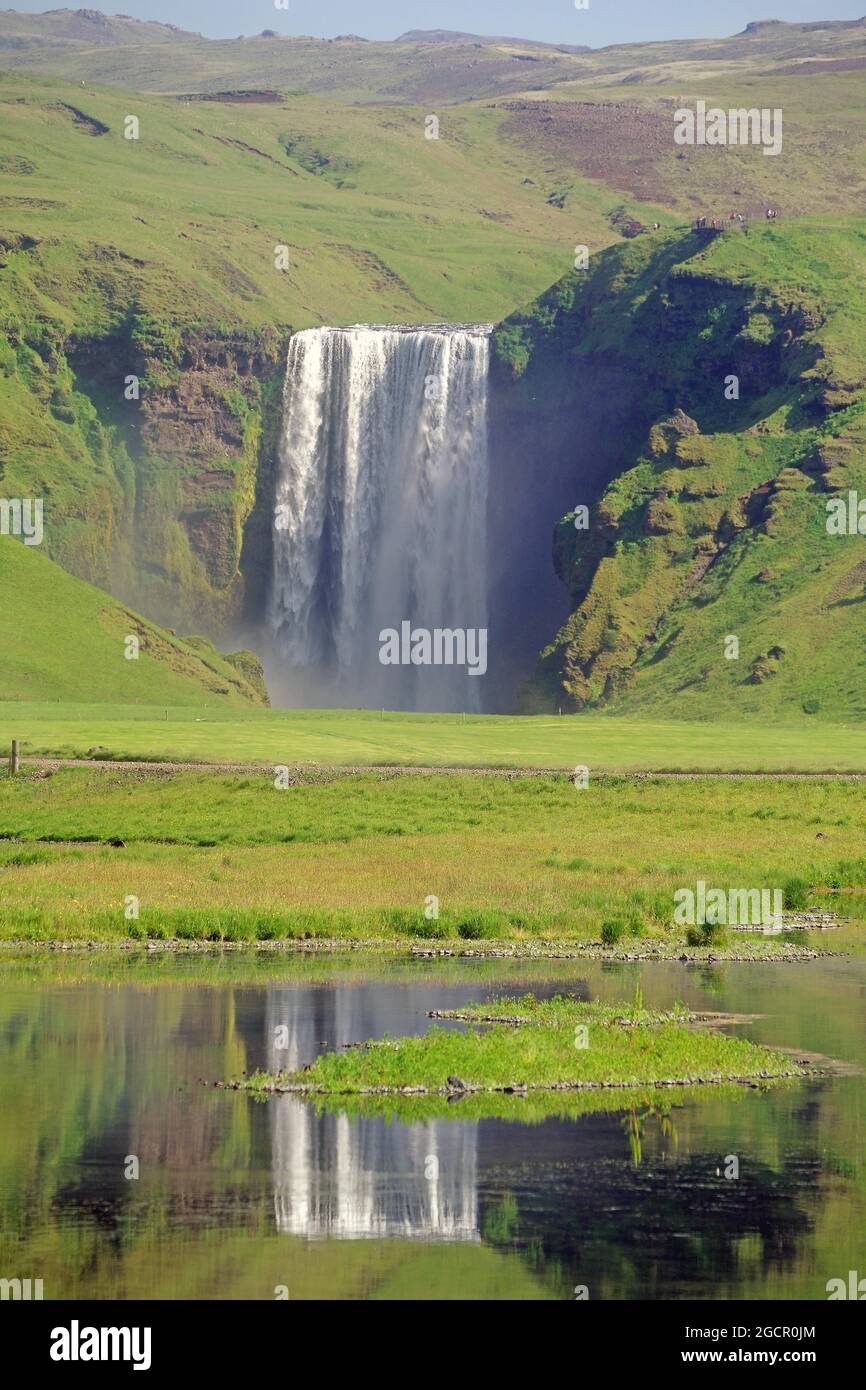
left=0, top=536, right=267, bottom=705
left=0, top=70, right=626, bottom=333
left=3, top=54, right=865, bottom=648
left=496, top=218, right=866, bottom=719
left=498, top=67, right=866, bottom=223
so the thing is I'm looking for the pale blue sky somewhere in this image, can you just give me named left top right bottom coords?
left=11, top=2, right=866, bottom=48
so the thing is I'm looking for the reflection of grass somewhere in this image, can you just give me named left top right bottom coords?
left=483, top=1193, right=520, bottom=1246
left=301, top=1080, right=770, bottom=1126
left=241, top=995, right=803, bottom=1096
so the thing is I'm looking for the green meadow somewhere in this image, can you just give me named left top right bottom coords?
left=0, top=765, right=863, bottom=943
left=2, top=14, right=866, bottom=1309
left=2, top=702, right=866, bottom=770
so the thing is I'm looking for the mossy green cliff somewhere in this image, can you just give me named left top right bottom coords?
left=0, top=230, right=287, bottom=641
left=493, top=219, right=866, bottom=720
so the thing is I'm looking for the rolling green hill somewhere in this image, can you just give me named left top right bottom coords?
left=2, top=11, right=865, bottom=103
left=3, top=14, right=866, bottom=225
left=0, top=536, right=267, bottom=705
left=0, top=72, right=584, bottom=331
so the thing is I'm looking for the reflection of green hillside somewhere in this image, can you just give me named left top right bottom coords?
left=479, top=1148, right=815, bottom=1301
left=0, top=983, right=128, bottom=1228
left=0, top=950, right=616, bottom=990
left=32, top=1227, right=555, bottom=1302
left=482, top=960, right=866, bottom=1300
left=0, top=977, right=254, bottom=1287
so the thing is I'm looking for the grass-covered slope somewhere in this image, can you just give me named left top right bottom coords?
left=0, top=537, right=267, bottom=705
left=495, top=219, right=866, bottom=719
left=0, top=72, right=577, bottom=334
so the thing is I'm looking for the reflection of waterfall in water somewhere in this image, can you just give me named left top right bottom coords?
left=267, top=325, right=491, bottom=712
left=266, top=991, right=478, bottom=1241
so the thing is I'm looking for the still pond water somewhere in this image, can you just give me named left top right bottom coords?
left=1, top=951, right=864, bottom=1300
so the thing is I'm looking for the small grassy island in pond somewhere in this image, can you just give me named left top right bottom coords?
left=235, top=994, right=808, bottom=1096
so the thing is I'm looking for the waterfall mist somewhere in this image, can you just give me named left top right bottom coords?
left=267, top=324, right=491, bottom=712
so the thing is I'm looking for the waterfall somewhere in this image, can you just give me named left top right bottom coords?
left=267, top=324, right=491, bottom=712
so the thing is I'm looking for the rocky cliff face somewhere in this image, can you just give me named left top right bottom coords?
left=486, top=347, right=642, bottom=710
left=4, top=308, right=288, bottom=648
left=75, top=322, right=287, bottom=640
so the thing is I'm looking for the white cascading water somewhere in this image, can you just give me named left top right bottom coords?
left=267, top=324, right=491, bottom=712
